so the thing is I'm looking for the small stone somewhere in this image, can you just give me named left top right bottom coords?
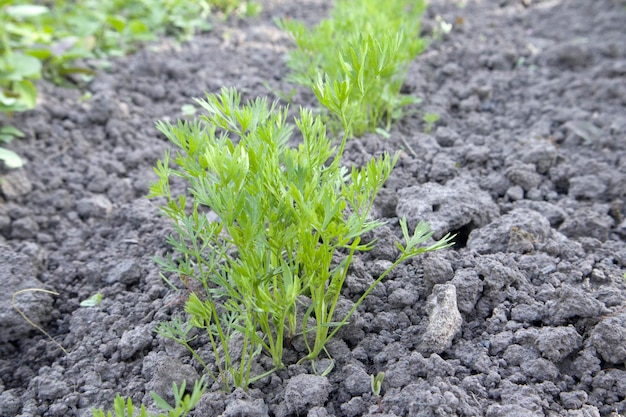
left=418, top=284, right=462, bottom=354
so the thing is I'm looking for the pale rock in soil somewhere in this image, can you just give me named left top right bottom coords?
left=418, top=284, right=462, bottom=354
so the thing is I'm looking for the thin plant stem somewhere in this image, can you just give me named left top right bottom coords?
left=12, top=288, right=67, bottom=355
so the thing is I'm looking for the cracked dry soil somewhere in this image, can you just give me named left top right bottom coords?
left=1, top=0, right=626, bottom=416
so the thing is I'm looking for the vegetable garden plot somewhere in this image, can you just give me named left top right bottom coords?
left=0, top=0, right=625, bottom=416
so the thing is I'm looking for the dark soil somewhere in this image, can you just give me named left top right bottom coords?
left=1, top=0, right=626, bottom=416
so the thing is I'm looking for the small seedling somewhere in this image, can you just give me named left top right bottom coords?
left=0, top=147, right=23, bottom=168
left=92, top=377, right=206, bottom=417
left=80, top=292, right=103, bottom=307
left=371, top=371, right=385, bottom=413
left=180, top=104, right=197, bottom=117
left=422, top=112, right=440, bottom=134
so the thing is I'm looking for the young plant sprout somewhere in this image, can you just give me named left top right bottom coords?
left=149, top=85, right=453, bottom=391
left=92, top=377, right=206, bottom=417
left=371, top=371, right=385, bottom=413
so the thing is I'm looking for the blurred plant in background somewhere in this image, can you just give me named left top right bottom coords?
left=0, top=0, right=257, bottom=167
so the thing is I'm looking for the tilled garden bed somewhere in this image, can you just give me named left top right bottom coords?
left=1, top=0, right=625, bottom=416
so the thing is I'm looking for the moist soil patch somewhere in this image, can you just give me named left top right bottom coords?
left=1, top=1, right=626, bottom=416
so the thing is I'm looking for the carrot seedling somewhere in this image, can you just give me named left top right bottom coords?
left=279, top=0, right=427, bottom=137
left=149, top=86, right=452, bottom=390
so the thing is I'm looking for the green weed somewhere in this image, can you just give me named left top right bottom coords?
left=92, top=377, right=206, bottom=417
left=371, top=371, right=385, bottom=413
left=422, top=112, right=440, bottom=134
left=279, top=0, right=427, bottom=137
